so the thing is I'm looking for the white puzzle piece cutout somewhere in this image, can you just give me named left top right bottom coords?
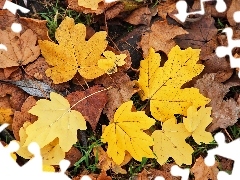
left=175, top=0, right=226, bottom=22
left=205, top=132, right=240, bottom=180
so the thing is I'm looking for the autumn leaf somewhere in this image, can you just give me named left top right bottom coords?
left=140, top=20, right=188, bottom=57
left=17, top=122, right=65, bottom=165
left=0, top=29, right=40, bottom=68
left=183, top=106, right=213, bottom=144
left=38, top=17, right=107, bottom=84
left=66, top=85, right=108, bottom=131
left=151, top=118, right=193, bottom=165
left=101, top=101, right=155, bottom=165
left=78, top=0, right=103, bottom=10
left=98, top=51, right=126, bottom=74
left=0, top=108, right=13, bottom=126
left=23, top=92, right=87, bottom=152
left=137, top=46, right=210, bottom=122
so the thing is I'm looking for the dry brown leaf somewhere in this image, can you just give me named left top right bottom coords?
left=94, top=71, right=135, bottom=122
left=124, top=7, right=155, bottom=26
left=19, top=17, right=51, bottom=41
left=157, top=0, right=177, bottom=20
left=12, top=96, right=37, bottom=140
left=194, top=73, right=240, bottom=132
left=93, top=146, right=131, bottom=174
left=0, top=10, right=16, bottom=30
left=105, top=2, right=124, bottom=20
left=97, top=171, right=112, bottom=180
left=140, top=20, right=188, bottom=57
left=25, top=57, right=69, bottom=92
left=174, top=15, right=218, bottom=60
left=0, top=83, right=28, bottom=111
left=66, top=85, right=108, bottom=131
left=67, top=0, right=117, bottom=14
left=0, top=29, right=40, bottom=68
left=191, top=156, right=219, bottom=180
left=65, top=146, right=82, bottom=167
left=227, top=0, right=240, bottom=26
left=201, top=54, right=233, bottom=82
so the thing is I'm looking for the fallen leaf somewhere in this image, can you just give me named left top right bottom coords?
left=98, top=51, right=126, bottom=74
left=0, top=29, right=40, bottom=68
left=65, top=146, right=82, bottom=167
left=201, top=54, right=233, bottom=82
left=157, top=0, right=176, bottom=20
left=39, top=17, right=108, bottom=84
left=194, top=73, right=240, bottom=132
left=1, top=79, right=57, bottom=98
left=101, top=101, right=155, bottom=165
left=19, top=17, right=51, bottom=41
left=17, top=121, right=66, bottom=165
left=151, top=118, right=193, bottom=165
left=66, top=85, right=108, bottom=131
left=78, top=0, right=103, bottom=10
left=124, top=7, right=153, bottom=26
left=174, top=15, right=218, bottom=60
left=93, top=146, right=129, bottom=174
left=97, top=171, right=112, bottom=180
left=227, top=0, right=240, bottom=26
left=94, top=71, right=135, bottom=122
left=183, top=106, right=213, bottom=144
left=137, top=46, right=209, bottom=122
left=0, top=10, right=16, bottom=30
left=105, top=2, right=124, bottom=20
left=0, top=108, right=13, bottom=126
left=191, top=156, right=218, bottom=180
left=0, top=83, right=28, bottom=111
left=24, top=92, right=87, bottom=152
left=12, top=96, right=37, bottom=141
left=67, top=0, right=117, bottom=14
left=140, top=21, right=188, bottom=57
left=24, top=57, right=69, bottom=92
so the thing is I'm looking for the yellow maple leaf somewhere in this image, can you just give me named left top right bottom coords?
left=101, top=101, right=155, bottom=165
left=23, top=92, right=86, bottom=152
left=183, top=106, right=213, bottom=144
left=17, top=121, right=66, bottom=165
left=98, top=51, right=126, bottom=74
left=137, top=46, right=210, bottom=122
left=38, top=17, right=107, bottom=84
left=151, top=118, right=193, bottom=165
left=78, top=0, right=103, bottom=10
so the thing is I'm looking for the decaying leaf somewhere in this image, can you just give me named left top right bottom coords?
left=12, top=96, right=37, bottom=141
left=140, top=20, right=188, bottom=57
left=0, top=83, right=28, bottom=111
left=94, top=71, right=135, bottom=122
left=137, top=46, right=209, bottom=122
left=101, top=101, right=155, bottom=165
left=157, top=0, right=177, bottom=20
left=152, top=118, right=193, bottom=165
left=93, top=146, right=130, bottom=174
left=39, top=17, right=108, bottom=84
left=191, top=156, right=219, bottom=180
left=0, top=79, right=57, bottom=98
left=24, top=92, right=87, bottom=152
left=66, top=85, right=108, bottom=131
left=98, top=51, right=126, bottom=74
left=0, top=29, right=40, bottom=68
left=174, top=15, right=218, bottom=60
left=183, top=106, right=213, bottom=144
left=194, top=73, right=240, bottom=132
left=227, top=0, right=240, bottom=26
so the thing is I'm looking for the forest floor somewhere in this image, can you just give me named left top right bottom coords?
left=1, top=0, right=240, bottom=179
